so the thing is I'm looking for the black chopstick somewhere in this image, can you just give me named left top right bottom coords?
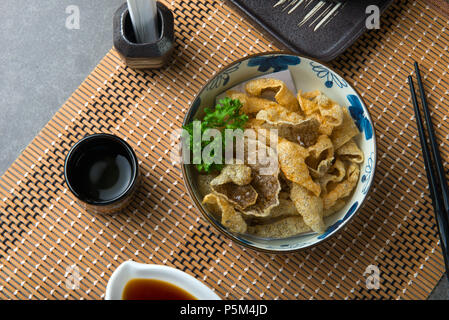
left=414, top=62, right=449, bottom=212
left=408, top=63, right=449, bottom=279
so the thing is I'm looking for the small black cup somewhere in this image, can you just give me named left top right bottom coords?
left=64, top=133, right=139, bottom=214
left=113, top=1, right=175, bottom=69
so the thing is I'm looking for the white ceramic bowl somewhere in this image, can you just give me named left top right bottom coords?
left=182, top=52, right=377, bottom=253
left=105, top=261, right=221, bottom=300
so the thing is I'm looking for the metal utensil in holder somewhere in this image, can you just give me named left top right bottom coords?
left=113, top=1, right=175, bottom=69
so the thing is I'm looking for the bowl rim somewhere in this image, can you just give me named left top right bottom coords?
left=181, top=51, right=378, bottom=254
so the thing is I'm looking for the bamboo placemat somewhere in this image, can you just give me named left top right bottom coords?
left=1, top=0, right=448, bottom=300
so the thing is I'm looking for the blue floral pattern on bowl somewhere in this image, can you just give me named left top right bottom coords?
left=205, top=62, right=242, bottom=91
left=347, top=94, right=373, bottom=140
left=361, top=152, right=375, bottom=195
left=310, top=62, right=348, bottom=88
left=248, top=55, right=301, bottom=73
left=318, top=202, right=359, bottom=240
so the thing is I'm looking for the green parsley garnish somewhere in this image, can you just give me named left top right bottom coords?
left=183, top=97, right=248, bottom=173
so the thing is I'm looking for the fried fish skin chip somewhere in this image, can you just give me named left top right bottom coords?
left=275, top=117, right=320, bottom=148
left=256, top=107, right=320, bottom=147
left=211, top=183, right=258, bottom=210
left=202, top=194, right=247, bottom=233
left=256, top=105, right=304, bottom=124
left=245, top=118, right=265, bottom=130
left=331, top=107, right=360, bottom=149
left=297, top=90, right=320, bottom=115
left=210, top=164, right=252, bottom=186
left=290, top=183, right=325, bottom=233
left=317, top=104, right=344, bottom=136
left=247, top=216, right=311, bottom=238
left=210, top=165, right=258, bottom=211
left=269, top=198, right=299, bottom=218
left=246, top=198, right=299, bottom=224
left=306, top=135, right=334, bottom=178
left=226, top=90, right=278, bottom=115
left=323, top=199, right=346, bottom=217
left=197, top=173, right=218, bottom=198
left=320, top=103, right=344, bottom=128
left=229, top=137, right=281, bottom=217
left=277, top=138, right=321, bottom=197
left=336, top=139, right=364, bottom=163
left=298, top=91, right=344, bottom=136
left=319, top=158, right=346, bottom=194
left=323, top=162, right=360, bottom=210
left=245, top=78, right=300, bottom=112
left=301, top=90, right=321, bottom=100
left=244, top=169, right=281, bottom=217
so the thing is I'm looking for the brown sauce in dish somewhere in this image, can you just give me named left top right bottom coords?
left=122, top=278, right=197, bottom=300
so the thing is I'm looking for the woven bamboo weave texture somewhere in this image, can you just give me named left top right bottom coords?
left=0, top=0, right=448, bottom=299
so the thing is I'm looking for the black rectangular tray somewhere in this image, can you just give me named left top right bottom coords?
left=226, top=0, right=394, bottom=61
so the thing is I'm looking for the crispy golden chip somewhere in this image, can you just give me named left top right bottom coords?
left=336, top=139, right=364, bottom=164
left=331, top=107, right=360, bottom=149
left=210, top=164, right=252, bottom=186
left=244, top=171, right=281, bottom=217
left=290, top=183, right=325, bottom=233
left=247, top=198, right=299, bottom=224
left=317, top=106, right=344, bottom=136
left=202, top=193, right=222, bottom=220
left=277, top=138, right=321, bottom=197
left=245, top=78, right=299, bottom=112
left=245, top=118, right=265, bottom=130
left=320, top=103, right=344, bottom=128
left=319, top=158, right=346, bottom=194
left=279, top=191, right=290, bottom=200
left=209, top=161, right=257, bottom=211
left=301, top=90, right=321, bottom=100
left=269, top=198, right=299, bottom=218
left=256, top=105, right=304, bottom=124
left=243, top=127, right=277, bottom=151
left=306, top=135, right=334, bottom=178
left=279, top=171, right=292, bottom=195
left=256, top=109, right=320, bottom=147
left=314, top=92, right=332, bottom=108
left=297, top=90, right=320, bottom=115
left=211, top=183, right=258, bottom=210
left=226, top=90, right=278, bottom=115
left=197, top=173, right=218, bottom=198
left=323, top=199, right=346, bottom=217
left=316, top=115, right=334, bottom=136
left=247, top=216, right=311, bottom=238
left=242, top=138, right=281, bottom=217
left=275, top=117, right=320, bottom=148
left=203, top=83, right=363, bottom=238
left=323, top=162, right=360, bottom=209
left=202, top=194, right=247, bottom=233
left=298, top=91, right=344, bottom=136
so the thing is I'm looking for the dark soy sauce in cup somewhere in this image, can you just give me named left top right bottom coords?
left=72, top=147, right=132, bottom=202
left=65, top=134, right=139, bottom=213
left=122, top=278, right=196, bottom=300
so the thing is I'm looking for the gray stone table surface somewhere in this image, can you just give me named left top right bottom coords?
left=0, top=0, right=447, bottom=300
